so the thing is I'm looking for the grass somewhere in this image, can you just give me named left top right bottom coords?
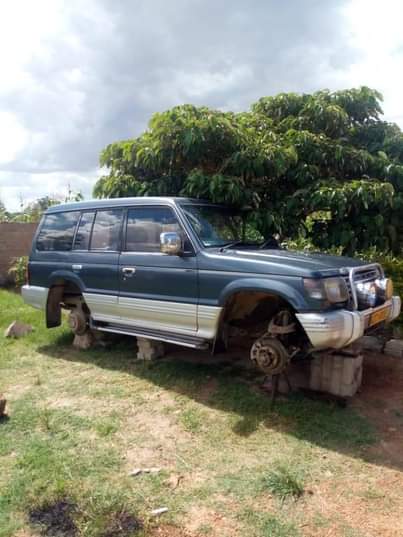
left=0, top=289, right=401, bottom=537
left=260, top=463, right=304, bottom=502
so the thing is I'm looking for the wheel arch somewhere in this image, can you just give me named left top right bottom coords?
left=46, top=272, right=86, bottom=328
left=217, top=278, right=306, bottom=311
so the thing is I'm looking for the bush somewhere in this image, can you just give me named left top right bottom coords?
left=354, top=249, right=403, bottom=325
left=8, top=256, right=28, bottom=287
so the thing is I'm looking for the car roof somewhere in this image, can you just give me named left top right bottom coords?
left=44, top=196, right=217, bottom=214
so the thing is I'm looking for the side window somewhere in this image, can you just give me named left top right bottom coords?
left=125, top=206, right=183, bottom=252
left=73, top=211, right=95, bottom=250
left=90, top=209, right=122, bottom=251
left=36, top=211, right=80, bottom=251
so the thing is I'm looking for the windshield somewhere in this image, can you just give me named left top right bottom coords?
left=181, top=204, right=251, bottom=247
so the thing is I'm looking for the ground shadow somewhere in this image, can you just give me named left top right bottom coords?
left=38, top=334, right=403, bottom=472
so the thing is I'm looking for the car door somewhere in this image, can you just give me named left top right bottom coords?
left=70, top=208, right=123, bottom=322
left=118, top=205, right=198, bottom=334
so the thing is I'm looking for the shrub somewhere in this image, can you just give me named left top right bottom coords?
left=8, top=256, right=28, bottom=287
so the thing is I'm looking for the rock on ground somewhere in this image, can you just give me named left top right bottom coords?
left=0, top=395, right=6, bottom=417
left=358, top=335, right=385, bottom=353
left=384, top=339, right=403, bottom=358
left=4, top=321, right=33, bottom=338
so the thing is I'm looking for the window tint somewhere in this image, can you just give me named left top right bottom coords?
left=90, top=210, right=122, bottom=251
left=126, top=207, right=182, bottom=252
left=36, top=211, right=80, bottom=251
left=73, top=211, right=95, bottom=250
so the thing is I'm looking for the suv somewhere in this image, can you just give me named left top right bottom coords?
left=22, top=197, right=401, bottom=375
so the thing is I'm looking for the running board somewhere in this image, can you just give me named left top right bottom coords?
left=90, top=320, right=209, bottom=349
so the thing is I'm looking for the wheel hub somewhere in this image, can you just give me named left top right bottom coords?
left=68, top=310, right=87, bottom=335
left=250, top=335, right=289, bottom=375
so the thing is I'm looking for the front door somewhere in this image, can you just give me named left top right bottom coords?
left=118, top=205, right=198, bottom=334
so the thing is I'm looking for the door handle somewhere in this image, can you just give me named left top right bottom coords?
left=122, top=267, right=136, bottom=276
left=72, top=264, right=82, bottom=271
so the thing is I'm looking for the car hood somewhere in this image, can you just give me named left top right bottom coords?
left=201, top=248, right=369, bottom=278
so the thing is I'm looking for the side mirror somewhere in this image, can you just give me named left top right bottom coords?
left=160, top=231, right=183, bottom=255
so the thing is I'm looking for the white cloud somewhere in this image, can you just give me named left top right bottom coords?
left=0, top=112, right=29, bottom=164
left=0, top=169, right=97, bottom=211
left=0, top=0, right=402, bottom=210
left=342, top=0, right=403, bottom=124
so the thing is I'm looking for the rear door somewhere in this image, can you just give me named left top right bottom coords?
left=118, top=205, right=198, bottom=333
left=70, top=208, right=123, bottom=322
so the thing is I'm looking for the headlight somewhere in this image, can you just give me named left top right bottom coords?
left=356, top=281, right=377, bottom=308
left=356, top=278, right=393, bottom=309
left=303, top=277, right=349, bottom=303
left=375, top=278, right=393, bottom=301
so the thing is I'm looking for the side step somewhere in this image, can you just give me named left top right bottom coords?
left=90, top=320, right=209, bottom=349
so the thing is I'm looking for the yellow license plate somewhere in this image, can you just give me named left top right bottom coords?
left=369, top=306, right=390, bottom=327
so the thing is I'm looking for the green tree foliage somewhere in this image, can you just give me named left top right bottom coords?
left=7, top=190, right=84, bottom=223
left=94, top=87, right=403, bottom=254
left=0, top=199, right=7, bottom=221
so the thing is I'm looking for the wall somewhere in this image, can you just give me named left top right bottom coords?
left=0, top=223, right=37, bottom=285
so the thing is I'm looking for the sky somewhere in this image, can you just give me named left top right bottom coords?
left=1, top=0, right=403, bottom=211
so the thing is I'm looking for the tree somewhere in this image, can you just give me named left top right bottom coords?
left=11, top=189, right=84, bottom=223
left=0, top=199, right=8, bottom=222
left=93, top=87, right=403, bottom=254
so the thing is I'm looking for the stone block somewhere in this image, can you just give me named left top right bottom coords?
left=73, top=331, right=94, bottom=350
left=310, top=351, right=363, bottom=398
left=137, top=338, right=165, bottom=361
left=384, top=339, right=403, bottom=358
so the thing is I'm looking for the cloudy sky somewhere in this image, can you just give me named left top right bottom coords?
left=1, top=0, right=403, bottom=210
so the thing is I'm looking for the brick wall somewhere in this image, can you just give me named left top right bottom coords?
left=0, top=223, right=38, bottom=285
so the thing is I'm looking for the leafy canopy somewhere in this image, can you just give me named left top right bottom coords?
left=94, top=87, right=403, bottom=254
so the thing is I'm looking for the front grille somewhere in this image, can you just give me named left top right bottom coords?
left=353, top=267, right=381, bottom=284
left=342, top=275, right=354, bottom=305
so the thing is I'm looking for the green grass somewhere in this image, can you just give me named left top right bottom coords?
left=0, top=289, right=397, bottom=537
left=239, top=508, right=300, bottom=537
left=260, top=463, right=304, bottom=502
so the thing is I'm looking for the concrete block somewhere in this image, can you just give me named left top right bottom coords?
left=310, top=351, right=363, bottom=398
left=73, top=331, right=94, bottom=350
left=384, top=339, right=403, bottom=358
left=137, top=338, right=165, bottom=361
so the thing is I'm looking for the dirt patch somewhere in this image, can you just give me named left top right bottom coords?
left=149, top=525, right=197, bottom=537
left=28, top=499, right=78, bottom=537
left=198, top=377, right=219, bottom=402
left=101, top=511, right=143, bottom=537
left=353, top=351, right=403, bottom=468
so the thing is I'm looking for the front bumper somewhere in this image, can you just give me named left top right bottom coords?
left=296, top=296, right=401, bottom=350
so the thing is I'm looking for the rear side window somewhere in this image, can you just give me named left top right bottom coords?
left=90, top=210, right=122, bottom=251
left=73, top=211, right=95, bottom=250
left=36, top=211, right=80, bottom=251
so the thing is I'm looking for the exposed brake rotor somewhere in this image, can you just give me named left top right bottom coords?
left=250, top=335, right=290, bottom=375
left=68, top=309, right=88, bottom=336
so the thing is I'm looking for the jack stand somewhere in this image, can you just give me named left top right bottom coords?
left=263, top=371, right=292, bottom=408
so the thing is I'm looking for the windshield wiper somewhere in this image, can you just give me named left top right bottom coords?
left=219, top=240, right=245, bottom=252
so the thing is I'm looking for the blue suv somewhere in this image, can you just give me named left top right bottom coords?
left=22, top=197, right=401, bottom=375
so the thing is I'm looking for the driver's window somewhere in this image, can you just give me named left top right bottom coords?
left=125, top=206, right=184, bottom=252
